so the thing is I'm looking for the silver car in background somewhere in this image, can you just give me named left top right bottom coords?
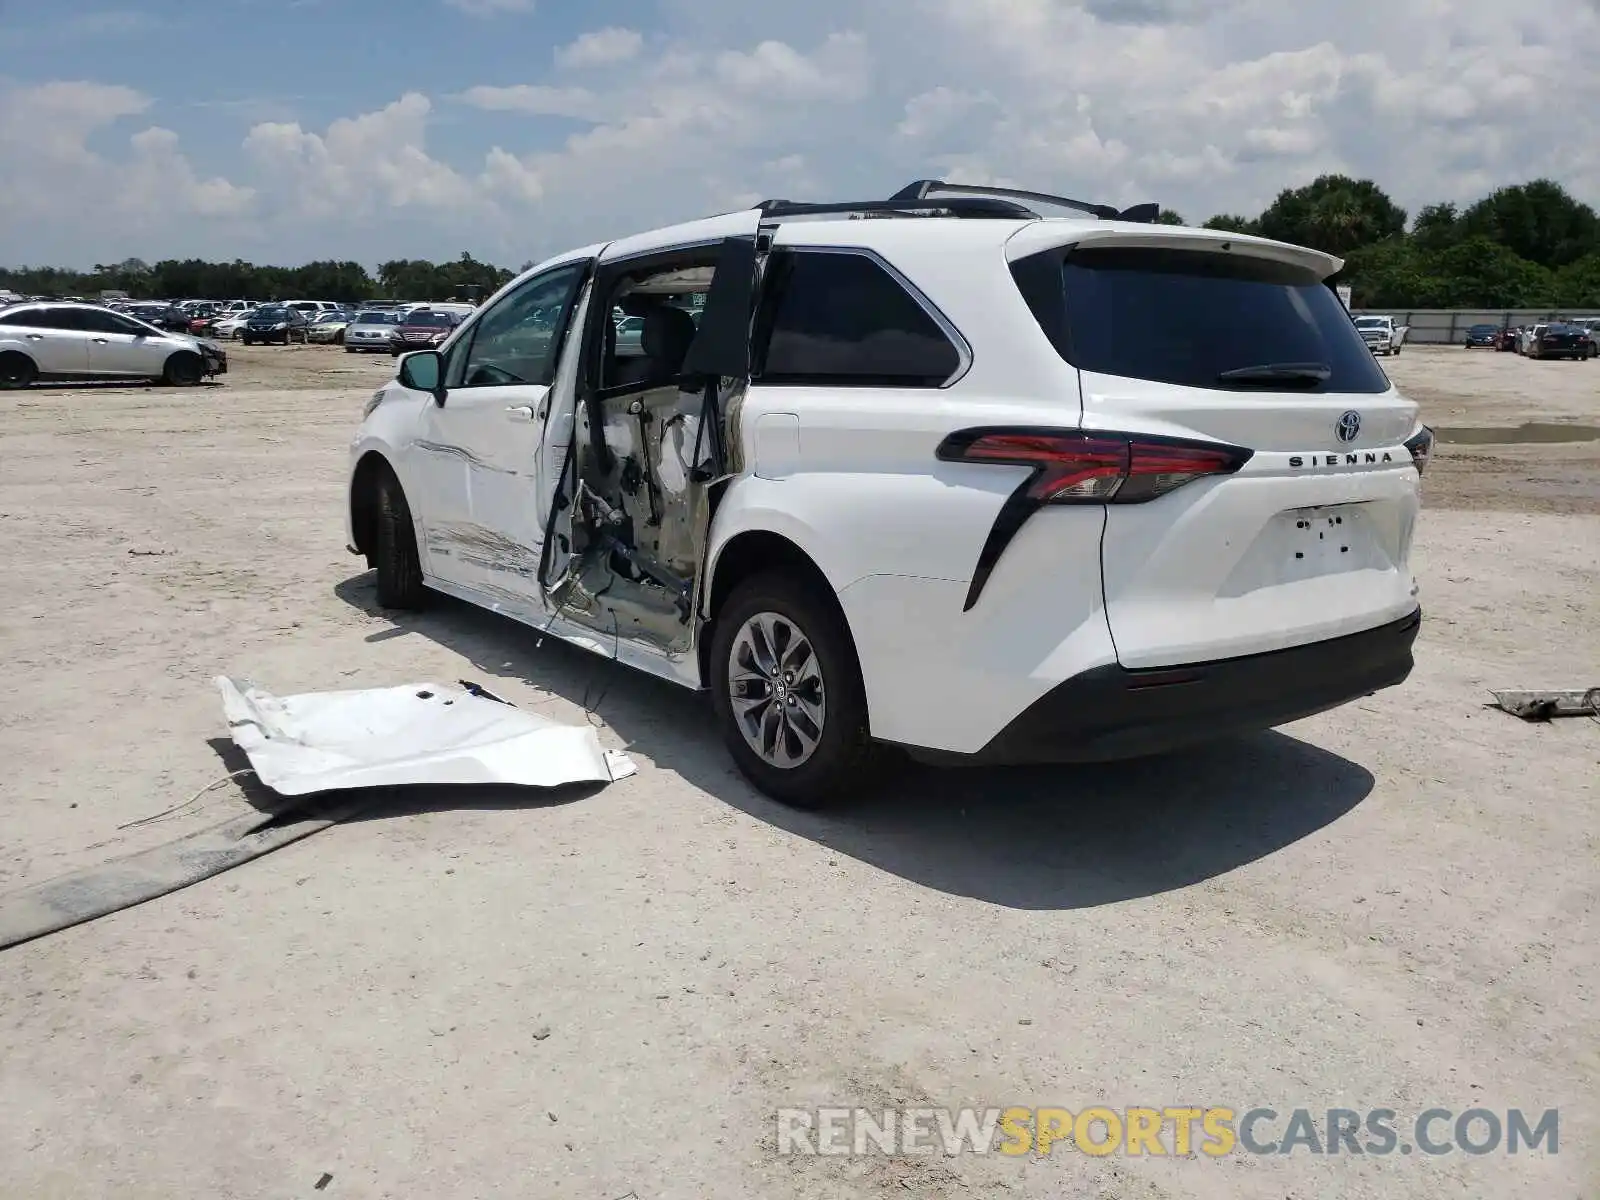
left=344, top=309, right=400, bottom=353
left=0, top=301, right=227, bottom=388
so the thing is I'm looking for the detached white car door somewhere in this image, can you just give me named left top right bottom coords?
left=414, top=261, right=591, bottom=599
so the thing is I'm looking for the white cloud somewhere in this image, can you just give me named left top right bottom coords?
left=2, top=0, right=1598, bottom=266
left=455, top=85, right=597, bottom=118
left=0, top=82, right=253, bottom=248
left=242, top=93, right=490, bottom=215
left=897, top=87, right=995, bottom=139
left=555, top=27, right=643, bottom=69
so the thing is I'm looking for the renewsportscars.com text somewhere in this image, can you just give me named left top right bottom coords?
left=776, top=1106, right=1559, bottom=1158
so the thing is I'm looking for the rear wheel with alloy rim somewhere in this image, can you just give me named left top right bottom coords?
left=710, top=570, right=888, bottom=808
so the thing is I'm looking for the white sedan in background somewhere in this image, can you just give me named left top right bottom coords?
left=0, top=301, right=227, bottom=387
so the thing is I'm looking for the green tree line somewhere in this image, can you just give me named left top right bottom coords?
left=0, top=252, right=516, bottom=305
left=3, top=177, right=1595, bottom=308
left=1178, top=176, right=1598, bottom=309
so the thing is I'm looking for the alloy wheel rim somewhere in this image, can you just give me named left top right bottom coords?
left=728, top=611, right=826, bottom=769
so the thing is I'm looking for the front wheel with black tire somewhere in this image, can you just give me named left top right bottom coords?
left=162, top=351, right=203, bottom=387
left=373, top=473, right=426, bottom=610
left=0, top=351, right=37, bottom=390
left=710, top=571, right=889, bottom=808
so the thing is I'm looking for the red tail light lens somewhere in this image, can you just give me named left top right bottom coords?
left=1404, top=425, right=1433, bottom=475
left=936, top=427, right=1253, bottom=610
left=937, top=428, right=1252, bottom=504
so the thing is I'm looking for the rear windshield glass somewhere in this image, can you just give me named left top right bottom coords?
left=1015, top=246, right=1390, bottom=394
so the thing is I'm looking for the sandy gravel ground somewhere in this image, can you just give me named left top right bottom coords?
left=0, top=344, right=1595, bottom=1199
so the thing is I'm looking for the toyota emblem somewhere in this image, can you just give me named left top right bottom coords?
left=1336, top=411, right=1361, bottom=443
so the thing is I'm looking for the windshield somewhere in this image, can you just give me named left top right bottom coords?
left=405, top=312, right=454, bottom=328
left=1353, top=317, right=1386, bottom=328
left=356, top=311, right=395, bottom=324
left=255, top=306, right=289, bottom=318
left=1469, top=325, right=1498, bottom=334
left=1018, top=246, right=1390, bottom=394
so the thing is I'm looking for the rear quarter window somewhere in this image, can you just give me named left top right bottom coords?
left=1011, top=245, right=1391, bottom=395
left=753, top=250, right=963, bottom=387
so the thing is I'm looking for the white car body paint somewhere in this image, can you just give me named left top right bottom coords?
left=217, top=676, right=635, bottom=796
left=350, top=207, right=1424, bottom=759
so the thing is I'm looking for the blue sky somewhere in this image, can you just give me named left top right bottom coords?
left=1, top=0, right=1596, bottom=270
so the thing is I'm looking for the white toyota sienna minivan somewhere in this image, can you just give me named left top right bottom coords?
left=347, top=180, right=1429, bottom=807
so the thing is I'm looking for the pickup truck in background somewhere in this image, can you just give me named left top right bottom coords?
left=1353, top=315, right=1408, bottom=356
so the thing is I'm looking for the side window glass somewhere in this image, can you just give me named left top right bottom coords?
left=754, top=251, right=962, bottom=387
left=455, top=265, right=585, bottom=389
left=40, top=308, right=88, bottom=332
left=0, top=308, right=41, bottom=327
left=78, top=310, right=127, bottom=334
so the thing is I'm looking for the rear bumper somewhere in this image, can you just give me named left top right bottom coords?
left=960, top=607, right=1421, bottom=765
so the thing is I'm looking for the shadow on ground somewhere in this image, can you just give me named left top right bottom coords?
left=334, top=573, right=1376, bottom=910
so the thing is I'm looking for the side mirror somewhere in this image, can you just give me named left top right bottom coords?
left=397, top=349, right=445, bottom=400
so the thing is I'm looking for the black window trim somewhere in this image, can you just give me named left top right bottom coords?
left=752, top=245, right=973, bottom=390
left=447, top=258, right=592, bottom=391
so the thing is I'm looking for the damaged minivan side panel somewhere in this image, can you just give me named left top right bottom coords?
left=535, top=226, right=762, bottom=686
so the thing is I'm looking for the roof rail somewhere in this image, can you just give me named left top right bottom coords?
left=755, top=196, right=1040, bottom=220
left=888, top=180, right=1161, bottom=223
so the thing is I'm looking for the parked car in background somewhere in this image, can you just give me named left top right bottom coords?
left=344, top=310, right=400, bottom=353
left=1463, top=323, right=1500, bottom=348
left=286, top=300, right=343, bottom=320
left=123, top=302, right=193, bottom=334
left=307, top=312, right=355, bottom=344
left=1353, top=315, right=1407, bottom=355
left=211, top=311, right=256, bottom=340
left=241, top=304, right=312, bottom=345
left=388, top=308, right=462, bottom=356
left=0, top=301, right=226, bottom=387
left=1494, top=326, right=1521, bottom=351
left=1526, top=323, right=1593, bottom=360
left=614, top=314, right=646, bottom=353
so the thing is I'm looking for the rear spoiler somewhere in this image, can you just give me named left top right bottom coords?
left=1003, top=222, right=1344, bottom=279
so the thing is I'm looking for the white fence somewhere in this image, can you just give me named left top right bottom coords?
left=1349, top=309, right=1600, bottom=345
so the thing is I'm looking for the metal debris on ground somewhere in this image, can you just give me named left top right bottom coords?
left=217, top=676, right=637, bottom=795
left=1489, top=688, right=1600, bottom=721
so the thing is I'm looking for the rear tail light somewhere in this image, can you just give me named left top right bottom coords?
left=936, top=427, right=1253, bottom=609
left=1404, top=425, right=1433, bottom=475
left=936, top=428, right=1252, bottom=504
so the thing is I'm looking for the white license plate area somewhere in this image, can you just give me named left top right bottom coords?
left=1282, top=504, right=1369, bottom=577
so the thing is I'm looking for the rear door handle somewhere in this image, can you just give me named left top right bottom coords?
left=505, top=405, right=536, bottom=422
left=92, top=338, right=109, bottom=344
left=25, top=334, right=43, bottom=341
